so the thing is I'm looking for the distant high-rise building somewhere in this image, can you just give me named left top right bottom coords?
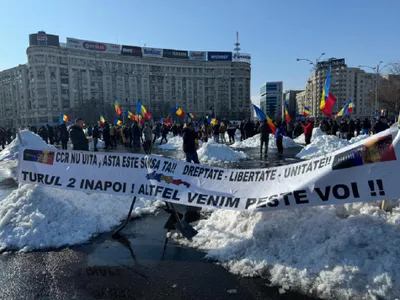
left=283, top=90, right=303, bottom=120
left=302, top=58, right=376, bottom=118
left=295, top=91, right=307, bottom=115
left=259, top=81, right=283, bottom=119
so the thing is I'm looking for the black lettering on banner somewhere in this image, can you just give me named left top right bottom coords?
left=67, top=178, right=76, bottom=188
left=229, top=169, right=276, bottom=182
left=294, top=190, right=308, bottom=204
left=55, top=151, right=70, bottom=163
left=137, top=184, right=180, bottom=200
left=21, top=171, right=62, bottom=186
left=283, top=156, right=333, bottom=179
left=187, top=192, right=240, bottom=208
left=314, top=182, right=360, bottom=201
left=183, top=165, right=224, bottom=180
left=162, top=161, right=177, bottom=173
left=79, top=179, right=127, bottom=193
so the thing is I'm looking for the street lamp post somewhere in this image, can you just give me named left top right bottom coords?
left=359, top=61, right=393, bottom=116
left=296, top=53, right=326, bottom=117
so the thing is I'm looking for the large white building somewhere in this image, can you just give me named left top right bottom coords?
left=299, top=59, right=376, bottom=118
left=0, top=31, right=251, bottom=127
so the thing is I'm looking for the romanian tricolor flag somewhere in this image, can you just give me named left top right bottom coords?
left=253, top=104, right=276, bottom=134
left=113, top=119, right=122, bottom=126
left=335, top=100, right=354, bottom=119
left=114, top=97, right=122, bottom=116
left=99, top=115, right=106, bottom=125
left=303, top=106, right=310, bottom=116
left=319, top=68, right=337, bottom=117
left=174, top=106, right=185, bottom=117
left=188, top=112, right=196, bottom=119
left=59, top=114, right=69, bottom=124
left=136, top=101, right=151, bottom=120
left=284, top=102, right=291, bottom=123
left=125, top=110, right=135, bottom=121
left=207, top=117, right=217, bottom=125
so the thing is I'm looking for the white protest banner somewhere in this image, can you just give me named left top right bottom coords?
left=18, top=127, right=400, bottom=212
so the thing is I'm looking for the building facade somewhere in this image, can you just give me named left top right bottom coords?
left=302, top=59, right=376, bottom=119
left=283, top=90, right=303, bottom=119
left=259, top=81, right=283, bottom=118
left=295, top=90, right=307, bottom=115
left=0, top=32, right=252, bottom=127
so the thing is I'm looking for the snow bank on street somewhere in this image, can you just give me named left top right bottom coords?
left=158, top=136, right=183, bottom=150
left=178, top=202, right=400, bottom=299
left=296, top=134, right=368, bottom=159
left=294, top=127, right=326, bottom=145
left=0, top=130, right=55, bottom=161
left=231, top=134, right=298, bottom=149
left=0, top=184, right=164, bottom=251
left=198, top=140, right=247, bottom=163
left=0, top=131, right=56, bottom=180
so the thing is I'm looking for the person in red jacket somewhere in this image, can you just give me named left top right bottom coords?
left=302, top=119, right=314, bottom=145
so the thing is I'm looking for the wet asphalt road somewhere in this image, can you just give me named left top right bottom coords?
left=0, top=143, right=317, bottom=300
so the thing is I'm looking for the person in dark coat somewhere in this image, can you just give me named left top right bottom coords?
left=59, top=124, right=69, bottom=150
left=47, top=125, right=54, bottom=145
left=347, top=120, right=356, bottom=140
left=38, top=126, right=48, bottom=144
left=0, top=128, right=6, bottom=149
left=244, top=121, right=254, bottom=139
left=329, top=119, right=339, bottom=136
left=160, top=124, right=169, bottom=145
left=355, top=119, right=361, bottom=136
left=339, top=120, right=348, bottom=139
left=92, top=125, right=100, bottom=151
left=361, top=118, right=371, bottom=135
left=131, top=122, right=141, bottom=151
left=373, top=116, right=389, bottom=134
left=213, top=121, right=220, bottom=143
left=182, top=123, right=199, bottom=164
left=69, top=118, right=89, bottom=151
left=258, top=120, right=271, bottom=155
left=103, top=122, right=111, bottom=149
left=275, top=121, right=285, bottom=155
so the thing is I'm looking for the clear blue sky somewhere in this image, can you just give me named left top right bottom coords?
left=1, top=0, right=399, bottom=99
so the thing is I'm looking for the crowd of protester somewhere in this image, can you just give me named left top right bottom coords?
left=0, top=115, right=393, bottom=159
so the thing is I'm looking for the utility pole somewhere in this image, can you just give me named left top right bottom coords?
left=359, top=61, right=393, bottom=117
left=296, top=53, right=326, bottom=117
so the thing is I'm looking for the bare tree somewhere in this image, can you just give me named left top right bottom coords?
left=377, top=75, right=400, bottom=114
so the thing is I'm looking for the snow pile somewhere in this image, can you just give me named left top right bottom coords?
left=231, top=134, right=298, bottom=149
left=296, top=134, right=368, bottom=160
left=198, top=140, right=247, bottom=163
left=294, top=127, right=326, bottom=144
left=158, top=136, right=183, bottom=150
left=0, top=130, right=55, bottom=161
left=178, top=202, right=400, bottom=299
left=0, top=130, right=56, bottom=179
left=0, top=184, right=164, bottom=251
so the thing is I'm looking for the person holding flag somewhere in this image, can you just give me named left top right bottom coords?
left=174, top=106, right=185, bottom=117
left=136, top=101, right=151, bottom=120
left=303, top=106, right=310, bottom=117
left=253, top=104, right=276, bottom=156
left=114, top=97, right=122, bottom=116
left=335, top=99, right=354, bottom=119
